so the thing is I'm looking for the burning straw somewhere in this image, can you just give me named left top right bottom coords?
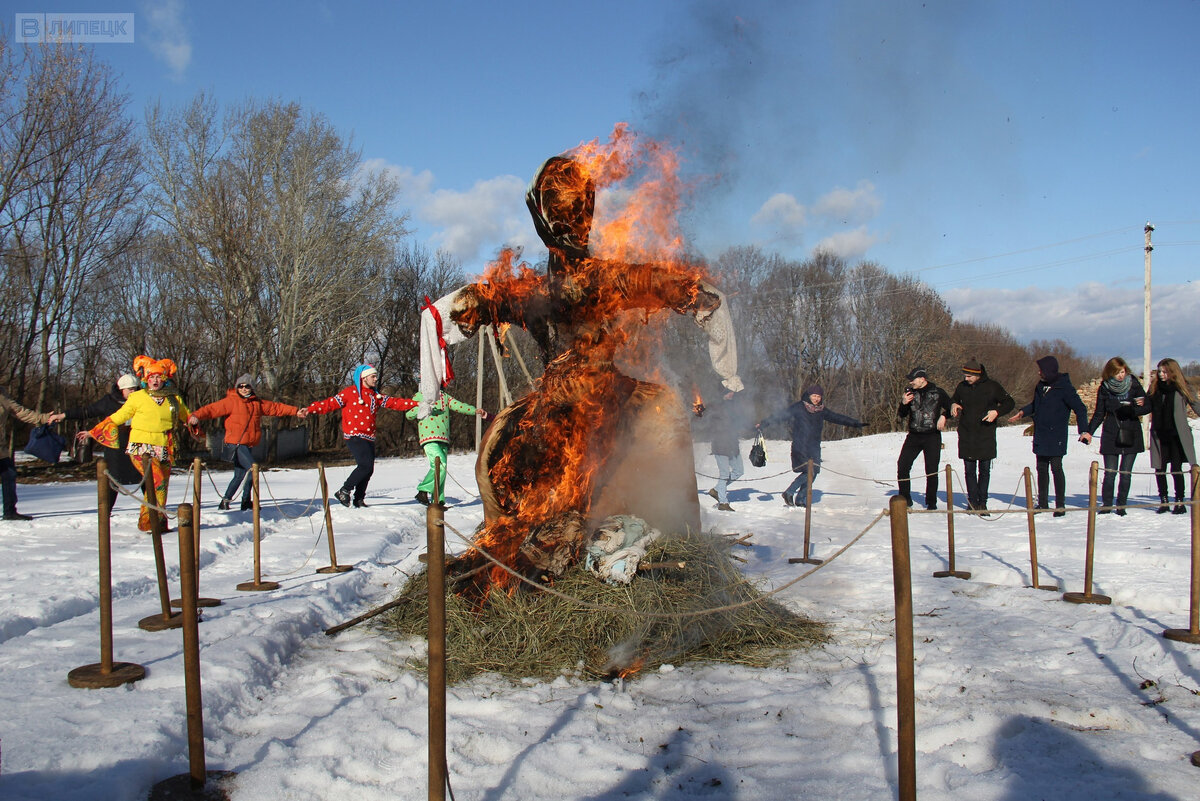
left=380, top=530, right=827, bottom=685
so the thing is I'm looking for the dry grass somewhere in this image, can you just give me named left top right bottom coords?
left=379, top=530, right=827, bottom=684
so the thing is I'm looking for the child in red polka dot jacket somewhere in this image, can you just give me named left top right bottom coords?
left=304, top=365, right=416, bottom=507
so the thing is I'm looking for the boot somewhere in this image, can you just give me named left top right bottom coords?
left=1174, top=497, right=1187, bottom=515
left=781, top=491, right=795, bottom=507
left=707, top=488, right=719, bottom=501
left=716, top=502, right=734, bottom=511
left=334, top=488, right=351, bottom=507
left=217, top=498, right=231, bottom=511
left=240, top=498, right=253, bottom=511
left=1157, top=496, right=1170, bottom=514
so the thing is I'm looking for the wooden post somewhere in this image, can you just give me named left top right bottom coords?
left=140, top=454, right=183, bottom=631
left=788, top=460, right=822, bottom=565
left=175, top=458, right=220, bottom=608
left=177, top=503, right=206, bottom=784
left=476, top=327, right=486, bottom=451
left=1064, top=461, right=1111, bottom=605
left=427, top=457, right=447, bottom=801
left=316, top=462, right=352, bottom=574
left=888, top=496, right=917, bottom=801
left=934, top=463, right=970, bottom=579
left=147, top=502, right=237, bottom=798
left=485, top=326, right=513, bottom=408
left=68, top=459, right=146, bottom=688
left=1164, top=465, right=1200, bottom=644
left=1023, top=467, right=1053, bottom=591
left=237, top=465, right=280, bottom=591
left=192, top=457, right=202, bottom=565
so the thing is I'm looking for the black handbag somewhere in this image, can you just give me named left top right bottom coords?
left=748, top=433, right=767, bottom=468
left=24, top=424, right=66, bottom=464
left=1115, top=424, right=1136, bottom=449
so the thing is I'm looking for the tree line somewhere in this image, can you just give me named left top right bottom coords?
left=0, top=40, right=1139, bottom=462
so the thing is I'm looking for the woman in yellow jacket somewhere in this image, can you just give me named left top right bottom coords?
left=82, top=357, right=191, bottom=531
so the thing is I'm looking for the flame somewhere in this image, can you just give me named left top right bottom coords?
left=451, top=126, right=715, bottom=601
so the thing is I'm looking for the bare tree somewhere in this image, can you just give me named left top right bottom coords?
left=143, top=95, right=409, bottom=406
left=0, top=41, right=143, bottom=409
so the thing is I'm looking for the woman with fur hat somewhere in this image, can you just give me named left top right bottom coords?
left=1008, top=355, right=1090, bottom=517
left=1147, top=357, right=1200, bottom=514
left=304, top=365, right=416, bottom=507
left=189, top=374, right=306, bottom=511
left=950, top=359, right=1015, bottom=515
left=756, top=384, right=865, bottom=507
left=79, top=357, right=193, bottom=531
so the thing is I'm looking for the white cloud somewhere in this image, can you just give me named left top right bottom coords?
left=812, top=180, right=881, bottom=224
left=421, top=175, right=539, bottom=268
left=141, top=0, right=191, bottom=78
left=943, top=281, right=1200, bottom=369
left=811, top=226, right=878, bottom=262
left=362, top=159, right=436, bottom=205
left=750, top=192, right=807, bottom=243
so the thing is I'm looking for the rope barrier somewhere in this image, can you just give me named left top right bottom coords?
left=103, top=468, right=178, bottom=520
left=440, top=509, right=887, bottom=621
left=257, top=470, right=324, bottom=520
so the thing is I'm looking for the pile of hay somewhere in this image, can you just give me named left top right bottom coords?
left=379, top=530, right=827, bottom=684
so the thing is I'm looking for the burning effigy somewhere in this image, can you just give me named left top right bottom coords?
left=417, top=126, right=742, bottom=599
left=387, top=127, right=824, bottom=679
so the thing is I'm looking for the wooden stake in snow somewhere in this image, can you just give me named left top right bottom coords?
left=68, top=459, right=146, bottom=689
left=1163, top=465, right=1200, bottom=644
left=933, top=463, right=970, bottom=580
left=1064, top=461, right=1111, bottom=606
left=888, top=495, right=916, bottom=801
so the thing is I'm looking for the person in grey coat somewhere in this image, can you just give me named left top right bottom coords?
left=1147, top=357, right=1200, bottom=514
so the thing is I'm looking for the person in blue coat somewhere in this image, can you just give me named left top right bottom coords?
left=757, top=384, right=865, bottom=507
left=1008, top=355, right=1090, bottom=516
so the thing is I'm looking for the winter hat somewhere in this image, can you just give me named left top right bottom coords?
left=140, top=358, right=176, bottom=378
left=1036, top=355, right=1059, bottom=381
left=235, top=374, right=255, bottom=391
left=117, top=374, right=139, bottom=391
left=906, top=367, right=928, bottom=381
left=352, top=364, right=378, bottom=394
left=803, top=384, right=825, bottom=399
left=961, top=360, right=983, bottom=376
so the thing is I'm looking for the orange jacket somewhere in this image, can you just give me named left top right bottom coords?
left=193, top=389, right=299, bottom=447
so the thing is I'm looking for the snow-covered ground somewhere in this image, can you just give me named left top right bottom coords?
left=1, top=425, right=1198, bottom=800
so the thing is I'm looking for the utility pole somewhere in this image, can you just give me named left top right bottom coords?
left=1143, top=222, right=1154, bottom=389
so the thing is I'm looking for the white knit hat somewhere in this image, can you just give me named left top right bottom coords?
left=117, top=373, right=139, bottom=390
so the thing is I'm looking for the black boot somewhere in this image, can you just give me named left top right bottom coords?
left=1157, top=496, right=1170, bottom=514
left=1173, top=497, right=1187, bottom=515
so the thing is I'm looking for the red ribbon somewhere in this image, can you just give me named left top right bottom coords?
left=422, top=296, right=454, bottom=387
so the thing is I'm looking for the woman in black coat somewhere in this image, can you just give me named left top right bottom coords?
left=1147, top=357, right=1200, bottom=514
left=950, top=360, right=1014, bottom=515
left=1085, top=356, right=1149, bottom=515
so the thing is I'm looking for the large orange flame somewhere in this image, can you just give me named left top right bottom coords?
left=451, top=126, right=715, bottom=601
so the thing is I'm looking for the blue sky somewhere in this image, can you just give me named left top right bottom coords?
left=8, top=0, right=1199, bottom=366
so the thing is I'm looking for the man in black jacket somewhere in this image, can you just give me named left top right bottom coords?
left=63, top=374, right=141, bottom=511
left=950, top=359, right=1014, bottom=515
left=897, top=367, right=952, bottom=509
